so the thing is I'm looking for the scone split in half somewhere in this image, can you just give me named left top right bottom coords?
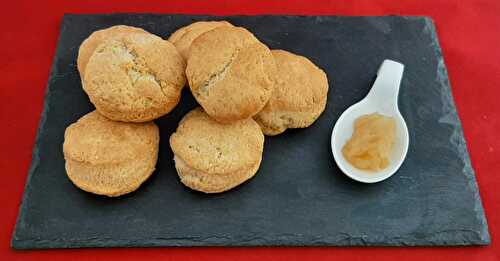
left=169, top=108, right=265, bottom=193
left=63, top=111, right=159, bottom=197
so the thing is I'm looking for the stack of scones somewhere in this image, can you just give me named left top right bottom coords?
left=63, top=21, right=329, bottom=196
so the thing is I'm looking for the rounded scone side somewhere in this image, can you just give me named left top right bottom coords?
left=174, top=156, right=261, bottom=193
left=77, top=25, right=148, bottom=77
left=169, top=108, right=264, bottom=193
left=186, top=26, right=276, bottom=123
left=254, top=49, right=329, bottom=135
left=83, top=33, right=186, bottom=122
left=168, top=20, right=233, bottom=59
left=63, top=111, right=159, bottom=197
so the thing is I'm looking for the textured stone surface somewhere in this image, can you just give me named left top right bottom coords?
left=11, top=14, right=489, bottom=249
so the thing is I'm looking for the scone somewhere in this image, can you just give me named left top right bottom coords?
left=77, top=25, right=148, bottom=76
left=186, top=26, right=276, bottom=123
left=168, top=21, right=233, bottom=59
left=169, top=108, right=264, bottom=193
left=83, top=32, right=186, bottom=122
left=254, top=50, right=329, bottom=135
left=63, top=111, right=159, bottom=197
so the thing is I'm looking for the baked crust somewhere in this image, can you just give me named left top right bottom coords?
left=63, top=111, right=159, bottom=197
left=83, top=32, right=186, bottom=122
left=169, top=108, right=264, bottom=193
left=186, top=26, right=276, bottom=123
left=254, top=50, right=329, bottom=135
left=168, top=21, right=233, bottom=59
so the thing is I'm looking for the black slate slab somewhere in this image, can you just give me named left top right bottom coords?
left=12, top=14, right=489, bottom=249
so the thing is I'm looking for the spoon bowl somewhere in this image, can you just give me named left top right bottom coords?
left=331, top=60, right=409, bottom=183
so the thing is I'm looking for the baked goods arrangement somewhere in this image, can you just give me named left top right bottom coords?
left=64, top=21, right=329, bottom=196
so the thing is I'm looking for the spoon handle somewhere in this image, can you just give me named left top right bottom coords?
left=367, top=59, right=405, bottom=111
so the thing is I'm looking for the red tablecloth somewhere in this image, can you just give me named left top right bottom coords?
left=1, top=0, right=498, bottom=260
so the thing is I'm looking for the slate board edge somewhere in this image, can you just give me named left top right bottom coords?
left=10, top=235, right=491, bottom=250
left=11, top=17, right=69, bottom=250
left=423, top=17, right=490, bottom=245
left=60, top=13, right=433, bottom=18
left=11, top=14, right=490, bottom=249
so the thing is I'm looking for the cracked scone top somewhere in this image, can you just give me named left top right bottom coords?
left=63, top=111, right=159, bottom=197
left=169, top=108, right=264, bottom=193
left=77, top=25, right=149, bottom=77
left=254, top=50, right=329, bottom=135
left=186, top=26, right=276, bottom=123
left=83, top=32, right=186, bottom=122
left=168, top=20, right=233, bottom=60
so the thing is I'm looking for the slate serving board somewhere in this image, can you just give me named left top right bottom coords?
left=12, top=14, right=490, bottom=249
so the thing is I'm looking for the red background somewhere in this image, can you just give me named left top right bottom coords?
left=1, top=0, right=499, bottom=260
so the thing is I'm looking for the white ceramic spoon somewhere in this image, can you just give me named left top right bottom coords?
left=331, top=59, right=409, bottom=183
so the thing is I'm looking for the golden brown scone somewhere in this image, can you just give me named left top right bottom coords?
left=169, top=108, right=264, bottom=193
left=63, top=111, right=159, bottom=197
left=186, top=26, right=276, bottom=123
left=254, top=50, right=329, bottom=135
left=77, top=25, right=148, bottom=77
left=83, top=32, right=186, bottom=122
left=168, top=21, right=233, bottom=59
